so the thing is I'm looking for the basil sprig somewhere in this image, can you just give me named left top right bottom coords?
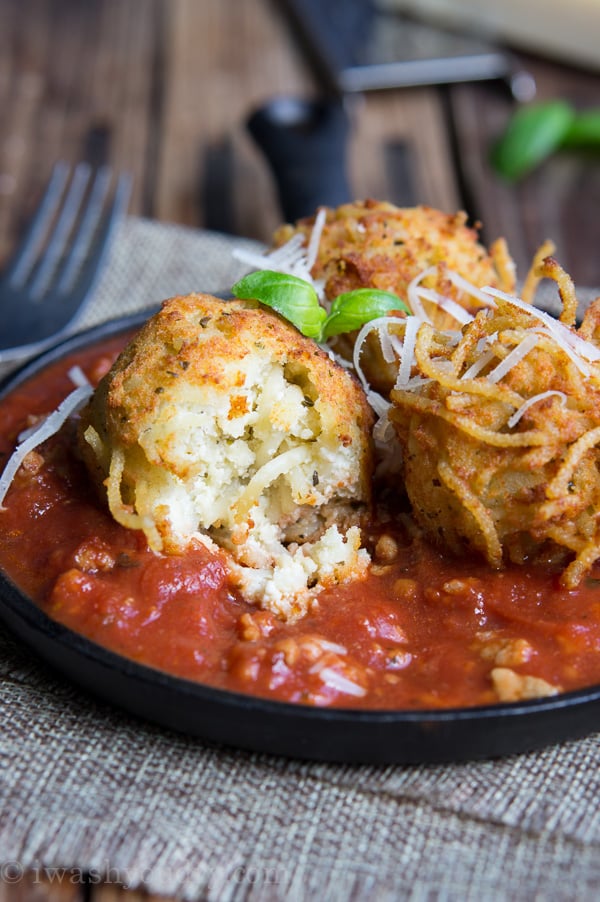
left=492, top=100, right=575, bottom=181
left=492, top=100, right=600, bottom=181
left=231, top=270, right=326, bottom=339
left=231, top=271, right=408, bottom=342
left=321, top=288, right=405, bottom=339
left=563, top=110, right=600, bottom=148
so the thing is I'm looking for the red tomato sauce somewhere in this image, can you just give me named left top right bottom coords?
left=2, top=335, right=600, bottom=709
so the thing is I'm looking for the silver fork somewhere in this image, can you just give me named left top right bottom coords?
left=0, top=161, right=131, bottom=358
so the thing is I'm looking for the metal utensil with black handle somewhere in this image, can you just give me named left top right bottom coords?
left=247, top=97, right=352, bottom=221
left=0, top=162, right=131, bottom=358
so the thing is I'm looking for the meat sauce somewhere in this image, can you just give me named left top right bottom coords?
left=2, top=335, right=600, bottom=709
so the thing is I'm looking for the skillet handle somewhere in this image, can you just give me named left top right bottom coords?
left=247, top=97, right=351, bottom=222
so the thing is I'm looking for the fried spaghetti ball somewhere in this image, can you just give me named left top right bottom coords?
left=388, top=265, right=600, bottom=588
left=78, top=294, right=374, bottom=620
left=273, top=200, right=516, bottom=393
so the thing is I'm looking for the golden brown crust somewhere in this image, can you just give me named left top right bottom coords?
left=273, top=200, right=515, bottom=395
left=274, top=200, right=512, bottom=310
left=83, top=292, right=373, bottom=459
left=78, top=294, right=374, bottom=585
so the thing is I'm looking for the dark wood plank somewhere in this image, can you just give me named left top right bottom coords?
left=2, top=0, right=599, bottom=274
left=348, top=87, right=461, bottom=212
left=448, top=55, right=600, bottom=286
left=153, top=0, right=318, bottom=239
left=0, top=0, right=461, bottom=259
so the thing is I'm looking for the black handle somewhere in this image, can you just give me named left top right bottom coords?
left=247, top=97, right=351, bottom=222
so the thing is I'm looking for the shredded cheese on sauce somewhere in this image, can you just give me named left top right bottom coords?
left=0, top=384, right=93, bottom=508
left=318, top=667, right=367, bottom=697
left=67, top=365, right=90, bottom=388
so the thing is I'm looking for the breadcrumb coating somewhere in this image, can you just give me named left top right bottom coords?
left=274, top=199, right=515, bottom=393
left=78, top=293, right=374, bottom=620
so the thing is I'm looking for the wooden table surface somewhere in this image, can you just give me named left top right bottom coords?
left=1, top=0, right=600, bottom=899
left=2, top=0, right=600, bottom=286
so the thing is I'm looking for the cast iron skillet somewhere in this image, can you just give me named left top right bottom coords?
left=1, top=313, right=600, bottom=765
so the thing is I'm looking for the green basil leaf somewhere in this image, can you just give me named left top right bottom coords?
left=231, top=270, right=326, bottom=340
left=564, top=110, right=600, bottom=148
left=322, top=289, right=409, bottom=340
left=491, top=100, right=575, bottom=181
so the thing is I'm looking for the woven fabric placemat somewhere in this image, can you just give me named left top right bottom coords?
left=1, top=218, right=599, bottom=901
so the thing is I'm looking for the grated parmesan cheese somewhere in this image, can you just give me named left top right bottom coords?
left=395, top=316, right=419, bottom=390
left=353, top=317, right=397, bottom=391
left=407, top=267, right=434, bottom=323
left=0, top=384, right=93, bottom=508
left=233, top=212, right=326, bottom=299
left=507, top=390, right=567, bottom=428
left=447, top=270, right=496, bottom=307
left=351, top=269, right=599, bottom=434
left=318, top=667, right=367, bottom=697
left=67, top=365, right=91, bottom=388
left=305, top=207, right=326, bottom=272
left=416, top=287, right=474, bottom=326
left=486, top=332, right=539, bottom=384
left=461, top=348, right=496, bottom=381
left=483, top=286, right=600, bottom=375
left=314, top=639, right=348, bottom=655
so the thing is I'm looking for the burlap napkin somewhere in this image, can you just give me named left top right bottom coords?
left=1, top=219, right=599, bottom=901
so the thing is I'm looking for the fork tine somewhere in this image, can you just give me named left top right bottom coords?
left=53, top=165, right=112, bottom=294
left=28, top=162, right=92, bottom=300
left=63, top=172, right=132, bottom=314
left=0, top=166, right=132, bottom=357
left=6, top=162, right=70, bottom=287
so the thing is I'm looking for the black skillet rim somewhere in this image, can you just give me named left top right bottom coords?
left=1, top=311, right=600, bottom=764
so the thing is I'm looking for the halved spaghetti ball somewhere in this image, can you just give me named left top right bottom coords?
left=78, top=293, right=374, bottom=620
